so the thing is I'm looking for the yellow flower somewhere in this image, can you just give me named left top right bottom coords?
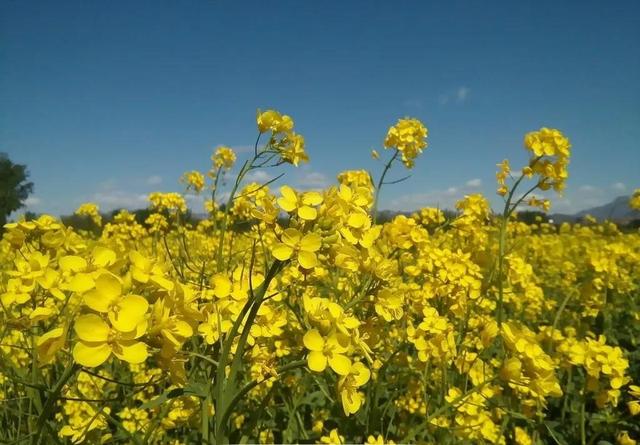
left=271, top=228, right=322, bottom=269
left=36, top=327, right=66, bottom=364
left=384, top=117, right=428, bottom=168
left=75, top=202, right=102, bottom=226
left=319, top=428, right=344, bottom=445
left=618, top=431, right=637, bottom=445
left=257, top=109, right=294, bottom=134
left=83, top=273, right=149, bottom=333
left=180, top=170, right=206, bottom=193
left=303, top=329, right=351, bottom=375
left=338, top=361, right=370, bottom=415
left=72, top=313, right=148, bottom=367
left=277, top=185, right=323, bottom=220
left=366, top=434, right=395, bottom=444
left=279, top=131, right=309, bottom=166
left=212, top=146, right=236, bottom=170
left=148, top=192, right=187, bottom=213
left=129, top=251, right=175, bottom=290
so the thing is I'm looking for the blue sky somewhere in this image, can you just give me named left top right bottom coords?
left=1, top=0, right=639, bottom=216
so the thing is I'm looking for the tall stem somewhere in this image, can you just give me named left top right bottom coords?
left=215, top=134, right=263, bottom=272
left=372, top=149, right=399, bottom=224
left=496, top=173, right=527, bottom=327
left=33, top=362, right=80, bottom=444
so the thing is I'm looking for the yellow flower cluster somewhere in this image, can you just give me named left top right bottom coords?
left=1, top=110, right=639, bottom=444
left=180, top=170, right=206, bottom=193
left=148, top=192, right=187, bottom=213
left=212, top=145, right=237, bottom=170
left=75, top=203, right=102, bottom=226
left=524, top=127, right=571, bottom=192
left=257, top=109, right=309, bottom=166
left=384, top=117, right=428, bottom=168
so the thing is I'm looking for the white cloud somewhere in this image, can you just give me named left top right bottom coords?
left=91, top=190, right=148, bottom=210
left=439, top=86, right=471, bottom=105
left=456, top=86, right=470, bottom=103
left=611, top=182, right=626, bottom=192
left=146, top=175, right=163, bottom=186
left=296, top=171, right=331, bottom=190
left=578, top=184, right=598, bottom=193
left=387, top=179, right=483, bottom=211
left=25, top=196, right=41, bottom=207
left=388, top=186, right=461, bottom=211
left=98, top=178, right=118, bottom=190
left=184, top=194, right=207, bottom=212
left=244, top=170, right=274, bottom=183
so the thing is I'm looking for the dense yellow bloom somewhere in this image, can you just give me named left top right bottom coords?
left=496, top=159, right=510, bottom=196
left=278, top=131, right=308, bottom=166
left=303, top=329, right=351, bottom=375
left=72, top=313, right=148, bottom=367
left=257, top=109, right=294, bottom=134
left=75, top=202, right=102, bottom=226
left=277, top=185, right=323, bottom=220
left=1, top=111, right=637, bottom=445
left=384, top=117, right=428, bottom=168
left=271, top=228, right=322, bottom=269
left=524, top=127, right=571, bottom=192
left=148, top=192, right=187, bottom=213
left=212, top=145, right=237, bottom=170
left=180, top=170, right=206, bottom=193
left=337, top=361, right=370, bottom=415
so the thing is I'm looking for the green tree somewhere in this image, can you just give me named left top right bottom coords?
left=0, top=153, right=34, bottom=229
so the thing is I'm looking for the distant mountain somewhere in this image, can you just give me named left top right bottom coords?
left=550, top=195, right=639, bottom=223
left=575, top=195, right=639, bottom=220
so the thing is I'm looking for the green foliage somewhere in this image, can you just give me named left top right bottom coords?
left=0, top=153, right=34, bottom=229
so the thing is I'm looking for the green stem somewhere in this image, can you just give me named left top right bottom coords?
left=214, top=261, right=282, bottom=444
left=218, top=360, right=306, bottom=432
left=215, top=134, right=263, bottom=272
left=32, top=363, right=80, bottom=445
left=496, top=173, right=528, bottom=327
left=372, top=149, right=399, bottom=224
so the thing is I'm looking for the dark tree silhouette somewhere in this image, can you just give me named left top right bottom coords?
left=0, top=153, right=34, bottom=229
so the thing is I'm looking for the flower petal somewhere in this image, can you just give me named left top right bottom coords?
left=92, top=247, right=116, bottom=267
left=302, top=191, right=323, bottom=206
left=281, top=228, right=301, bottom=247
left=307, top=351, right=328, bottom=372
left=329, top=354, right=352, bottom=376
left=110, top=295, right=148, bottom=333
left=297, top=206, right=317, bottom=221
left=59, top=256, right=87, bottom=273
left=280, top=185, right=297, bottom=203
left=272, top=243, right=294, bottom=261
left=300, top=233, right=321, bottom=252
left=95, top=273, right=122, bottom=299
left=74, top=314, right=110, bottom=342
left=84, top=289, right=113, bottom=313
left=73, top=341, right=111, bottom=367
left=303, top=329, right=324, bottom=351
left=211, top=274, right=232, bottom=298
left=298, top=251, right=317, bottom=269
left=113, top=340, right=148, bottom=364
left=65, top=273, right=95, bottom=293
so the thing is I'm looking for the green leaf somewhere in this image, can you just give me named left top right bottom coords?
left=140, top=383, right=208, bottom=410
